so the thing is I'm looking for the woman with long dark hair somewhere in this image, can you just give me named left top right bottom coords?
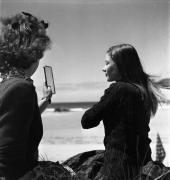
left=83, top=44, right=156, bottom=179
left=64, top=44, right=170, bottom=180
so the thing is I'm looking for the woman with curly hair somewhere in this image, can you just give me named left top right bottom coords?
left=0, top=12, right=77, bottom=180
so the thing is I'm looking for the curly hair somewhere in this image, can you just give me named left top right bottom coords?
left=0, top=12, right=51, bottom=73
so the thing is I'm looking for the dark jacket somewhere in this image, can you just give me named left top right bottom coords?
left=81, top=81, right=152, bottom=166
left=0, top=76, right=43, bottom=178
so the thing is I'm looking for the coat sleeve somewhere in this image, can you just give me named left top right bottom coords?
left=81, top=83, right=118, bottom=129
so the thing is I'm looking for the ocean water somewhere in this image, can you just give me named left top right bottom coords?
left=39, top=104, right=170, bottom=165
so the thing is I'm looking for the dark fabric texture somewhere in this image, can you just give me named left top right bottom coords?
left=0, top=161, right=78, bottom=180
left=22, top=161, right=78, bottom=180
left=81, top=81, right=152, bottom=179
left=63, top=150, right=104, bottom=180
left=0, top=77, right=43, bottom=179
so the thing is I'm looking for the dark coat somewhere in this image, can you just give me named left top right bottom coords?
left=81, top=81, right=152, bottom=179
left=0, top=76, right=43, bottom=178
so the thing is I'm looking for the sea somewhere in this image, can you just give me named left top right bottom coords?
left=39, top=103, right=170, bottom=166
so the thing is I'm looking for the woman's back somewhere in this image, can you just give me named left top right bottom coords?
left=0, top=76, right=43, bottom=178
left=105, top=82, right=151, bottom=163
left=82, top=81, right=152, bottom=165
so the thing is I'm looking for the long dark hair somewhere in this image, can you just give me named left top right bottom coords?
left=107, top=44, right=169, bottom=117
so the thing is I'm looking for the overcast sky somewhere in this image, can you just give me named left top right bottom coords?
left=0, top=0, right=170, bottom=102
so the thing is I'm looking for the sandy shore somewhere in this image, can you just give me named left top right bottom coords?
left=39, top=142, right=170, bottom=166
left=39, top=143, right=104, bottom=162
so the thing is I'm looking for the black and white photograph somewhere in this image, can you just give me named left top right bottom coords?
left=0, top=0, right=170, bottom=179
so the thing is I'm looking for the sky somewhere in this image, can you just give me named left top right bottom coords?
left=0, top=0, right=170, bottom=102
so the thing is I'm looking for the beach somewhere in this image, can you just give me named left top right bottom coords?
left=39, top=104, right=170, bottom=166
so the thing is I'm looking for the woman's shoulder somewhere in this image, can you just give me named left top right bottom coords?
left=109, top=81, right=142, bottom=97
left=0, top=77, right=35, bottom=95
left=109, top=81, right=138, bottom=91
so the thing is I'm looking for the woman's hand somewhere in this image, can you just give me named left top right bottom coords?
left=39, top=83, right=53, bottom=114
left=42, top=83, right=53, bottom=102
